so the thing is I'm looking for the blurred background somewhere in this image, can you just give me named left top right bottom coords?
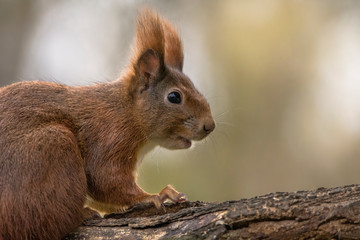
left=1, top=0, right=360, bottom=201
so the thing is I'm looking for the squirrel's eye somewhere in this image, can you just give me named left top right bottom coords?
left=167, top=91, right=182, bottom=104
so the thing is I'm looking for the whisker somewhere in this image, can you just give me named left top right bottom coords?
left=218, top=106, right=247, bottom=116
left=208, top=135, right=217, bottom=151
left=216, top=121, right=237, bottom=128
left=215, top=109, right=231, bottom=120
left=215, top=129, right=231, bottom=142
left=214, top=106, right=249, bottom=119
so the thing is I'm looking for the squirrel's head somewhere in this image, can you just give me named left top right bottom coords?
left=126, top=8, right=215, bottom=149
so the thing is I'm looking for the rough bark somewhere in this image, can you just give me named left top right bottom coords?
left=64, top=184, right=360, bottom=239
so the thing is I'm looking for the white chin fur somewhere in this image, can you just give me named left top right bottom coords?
left=159, top=138, right=192, bottom=150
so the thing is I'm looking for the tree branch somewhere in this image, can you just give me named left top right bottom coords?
left=64, top=184, right=360, bottom=239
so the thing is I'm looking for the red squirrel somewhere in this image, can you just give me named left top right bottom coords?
left=0, top=8, right=215, bottom=240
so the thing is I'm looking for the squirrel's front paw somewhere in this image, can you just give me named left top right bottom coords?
left=159, top=185, right=187, bottom=203
left=146, top=185, right=187, bottom=211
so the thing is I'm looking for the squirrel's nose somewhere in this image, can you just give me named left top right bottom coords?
left=203, top=119, right=215, bottom=134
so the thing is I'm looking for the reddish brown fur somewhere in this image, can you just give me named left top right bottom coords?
left=162, top=18, right=184, bottom=70
left=133, top=8, right=165, bottom=63
left=0, top=8, right=214, bottom=240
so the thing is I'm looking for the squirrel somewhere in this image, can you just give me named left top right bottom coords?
left=0, top=8, right=215, bottom=240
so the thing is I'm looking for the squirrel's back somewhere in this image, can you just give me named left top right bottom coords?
left=0, top=81, right=87, bottom=240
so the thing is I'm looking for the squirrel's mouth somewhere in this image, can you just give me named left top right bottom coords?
left=160, top=136, right=192, bottom=149
left=176, top=136, right=192, bottom=149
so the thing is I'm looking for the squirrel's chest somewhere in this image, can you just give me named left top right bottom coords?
left=133, top=140, right=158, bottom=177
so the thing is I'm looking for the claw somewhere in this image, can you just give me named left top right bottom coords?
left=177, top=193, right=186, bottom=202
left=159, top=184, right=187, bottom=204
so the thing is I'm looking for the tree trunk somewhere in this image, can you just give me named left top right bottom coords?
left=64, top=184, right=360, bottom=239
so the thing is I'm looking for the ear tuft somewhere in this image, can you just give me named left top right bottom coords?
left=162, top=19, right=184, bottom=71
left=131, top=8, right=165, bottom=69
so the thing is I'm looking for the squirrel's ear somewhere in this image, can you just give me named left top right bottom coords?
left=136, top=49, right=164, bottom=92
